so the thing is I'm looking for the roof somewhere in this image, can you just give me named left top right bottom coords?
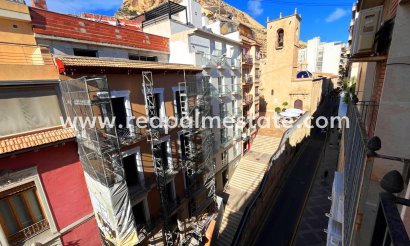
left=0, top=128, right=75, bottom=155
left=55, top=56, right=202, bottom=72
left=314, top=72, right=339, bottom=79
left=30, top=7, right=169, bottom=53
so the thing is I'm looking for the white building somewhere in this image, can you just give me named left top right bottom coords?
left=141, top=0, right=242, bottom=193
left=306, top=37, right=345, bottom=75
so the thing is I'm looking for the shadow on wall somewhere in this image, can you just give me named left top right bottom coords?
left=259, top=95, right=268, bottom=112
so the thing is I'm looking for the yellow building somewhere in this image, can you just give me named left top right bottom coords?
left=261, top=12, right=329, bottom=114
left=0, top=0, right=57, bottom=81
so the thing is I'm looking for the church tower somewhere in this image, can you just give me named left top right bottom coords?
left=262, top=12, right=301, bottom=112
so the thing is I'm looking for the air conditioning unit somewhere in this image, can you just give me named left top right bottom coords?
left=351, top=6, right=383, bottom=56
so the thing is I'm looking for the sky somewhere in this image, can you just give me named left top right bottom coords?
left=38, top=0, right=355, bottom=43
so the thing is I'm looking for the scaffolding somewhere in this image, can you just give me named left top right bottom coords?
left=178, top=75, right=216, bottom=221
left=60, top=76, right=139, bottom=245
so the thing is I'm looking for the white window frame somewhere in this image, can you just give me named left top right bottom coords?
left=122, top=146, right=145, bottom=186
left=172, top=87, right=184, bottom=120
left=153, top=88, right=166, bottom=121
left=0, top=167, right=58, bottom=246
left=110, top=90, right=134, bottom=135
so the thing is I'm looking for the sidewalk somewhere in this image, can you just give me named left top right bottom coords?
left=293, top=128, right=340, bottom=245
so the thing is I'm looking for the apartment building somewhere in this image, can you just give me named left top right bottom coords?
left=328, top=0, right=410, bottom=245
left=0, top=1, right=100, bottom=245
left=28, top=3, right=220, bottom=245
left=237, top=23, right=261, bottom=153
left=139, top=0, right=243, bottom=194
left=306, top=37, right=346, bottom=76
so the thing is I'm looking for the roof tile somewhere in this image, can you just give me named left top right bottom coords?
left=0, top=128, right=75, bottom=155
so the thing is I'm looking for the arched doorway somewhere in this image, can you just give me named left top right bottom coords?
left=294, top=99, right=303, bottom=110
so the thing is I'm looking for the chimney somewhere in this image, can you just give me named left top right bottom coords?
left=295, top=8, right=298, bottom=15
left=279, top=12, right=282, bottom=18
left=31, top=0, right=48, bottom=10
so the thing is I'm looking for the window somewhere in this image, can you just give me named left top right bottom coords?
left=73, top=48, right=98, bottom=57
left=276, top=29, right=284, bottom=49
left=111, top=97, right=128, bottom=133
left=153, top=139, right=171, bottom=171
left=271, top=89, right=274, bottom=95
left=218, top=76, right=224, bottom=94
left=179, top=132, right=190, bottom=160
left=0, top=86, right=62, bottom=136
left=129, top=54, right=158, bottom=62
left=0, top=182, right=49, bottom=244
left=166, top=181, right=176, bottom=203
left=123, top=154, right=142, bottom=188
left=174, top=90, right=184, bottom=119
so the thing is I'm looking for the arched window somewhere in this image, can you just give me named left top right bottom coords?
left=294, top=99, right=303, bottom=110
left=271, top=89, right=274, bottom=95
left=276, top=29, right=284, bottom=49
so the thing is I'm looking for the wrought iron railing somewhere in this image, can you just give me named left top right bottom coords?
left=9, top=219, right=50, bottom=244
left=343, top=98, right=371, bottom=246
left=242, top=54, right=253, bottom=64
left=243, top=74, right=253, bottom=84
left=371, top=192, right=410, bottom=246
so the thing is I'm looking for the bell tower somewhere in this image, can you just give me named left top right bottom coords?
left=262, top=12, right=301, bottom=112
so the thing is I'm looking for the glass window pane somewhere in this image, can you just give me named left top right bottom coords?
left=24, top=190, right=44, bottom=223
left=0, top=200, right=19, bottom=235
left=10, top=195, right=32, bottom=228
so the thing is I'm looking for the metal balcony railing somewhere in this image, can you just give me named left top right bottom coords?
left=227, top=57, right=240, bottom=69
left=234, top=107, right=242, bottom=117
left=243, top=93, right=254, bottom=105
left=343, top=98, right=371, bottom=246
left=220, top=110, right=233, bottom=119
left=243, top=74, right=253, bottom=84
left=200, top=53, right=214, bottom=68
left=0, top=43, right=54, bottom=66
left=9, top=219, right=50, bottom=244
left=242, top=54, right=253, bottom=64
left=371, top=192, right=410, bottom=246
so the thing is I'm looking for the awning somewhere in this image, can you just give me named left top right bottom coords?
left=55, top=56, right=202, bottom=73
left=280, top=111, right=300, bottom=118
left=285, top=108, right=304, bottom=115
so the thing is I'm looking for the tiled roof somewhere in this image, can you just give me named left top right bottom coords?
left=30, top=8, right=169, bottom=53
left=0, top=128, right=75, bottom=155
left=55, top=56, right=202, bottom=71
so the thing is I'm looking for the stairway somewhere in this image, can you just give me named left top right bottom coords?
left=215, top=135, right=281, bottom=245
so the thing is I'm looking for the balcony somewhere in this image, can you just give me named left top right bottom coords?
left=242, top=54, right=253, bottom=65
left=0, top=43, right=58, bottom=80
left=234, top=107, right=242, bottom=117
left=8, top=219, right=50, bottom=245
left=371, top=192, right=410, bottom=246
left=220, top=110, right=233, bottom=119
left=214, top=84, right=241, bottom=97
left=242, top=74, right=253, bottom=85
left=227, top=57, right=240, bottom=70
left=198, top=53, right=238, bottom=70
left=243, top=93, right=254, bottom=105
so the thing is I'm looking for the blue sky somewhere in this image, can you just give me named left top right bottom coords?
left=40, top=0, right=354, bottom=43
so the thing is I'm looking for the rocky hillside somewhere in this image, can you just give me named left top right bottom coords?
left=116, top=0, right=267, bottom=53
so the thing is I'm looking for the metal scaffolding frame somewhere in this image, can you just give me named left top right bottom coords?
left=142, top=71, right=176, bottom=245
left=60, top=76, right=138, bottom=245
left=178, top=75, right=216, bottom=216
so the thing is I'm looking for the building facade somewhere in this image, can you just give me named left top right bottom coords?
left=0, top=1, right=100, bottom=245
left=140, top=0, right=244, bottom=195
left=329, top=0, right=410, bottom=245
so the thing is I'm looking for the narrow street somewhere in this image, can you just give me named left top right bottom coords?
left=255, top=97, right=338, bottom=246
